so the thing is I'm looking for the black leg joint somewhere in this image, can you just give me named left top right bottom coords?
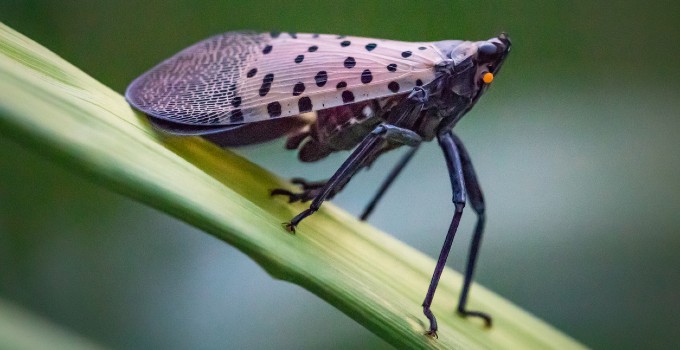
left=423, top=304, right=438, bottom=338
left=438, top=133, right=467, bottom=205
left=457, top=308, right=493, bottom=328
left=407, top=86, right=428, bottom=104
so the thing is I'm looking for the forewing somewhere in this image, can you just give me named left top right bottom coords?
left=126, top=32, right=446, bottom=126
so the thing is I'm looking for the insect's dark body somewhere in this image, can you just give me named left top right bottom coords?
left=127, top=31, right=511, bottom=337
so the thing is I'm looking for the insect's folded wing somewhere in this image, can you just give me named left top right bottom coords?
left=126, top=32, right=444, bottom=127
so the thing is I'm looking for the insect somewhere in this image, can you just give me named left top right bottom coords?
left=126, top=31, right=511, bottom=337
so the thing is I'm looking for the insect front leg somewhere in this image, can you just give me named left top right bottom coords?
left=422, top=131, right=467, bottom=338
left=450, top=132, right=492, bottom=327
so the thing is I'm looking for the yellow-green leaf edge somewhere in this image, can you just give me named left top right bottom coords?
left=0, top=22, right=585, bottom=349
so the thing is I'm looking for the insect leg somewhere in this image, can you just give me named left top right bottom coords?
left=359, top=146, right=418, bottom=221
left=285, top=124, right=422, bottom=232
left=290, top=178, right=326, bottom=190
left=422, top=131, right=466, bottom=338
left=359, top=87, right=428, bottom=220
left=284, top=89, right=427, bottom=232
left=270, top=178, right=327, bottom=204
left=451, top=132, right=492, bottom=327
left=284, top=133, right=381, bottom=232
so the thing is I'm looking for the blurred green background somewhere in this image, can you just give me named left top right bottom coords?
left=1, top=1, right=678, bottom=349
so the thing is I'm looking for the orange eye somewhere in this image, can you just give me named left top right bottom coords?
left=482, top=72, right=494, bottom=84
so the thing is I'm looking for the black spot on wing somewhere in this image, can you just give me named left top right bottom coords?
left=344, top=57, right=356, bottom=69
left=342, top=90, right=355, bottom=103
left=401, top=51, right=412, bottom=58
left=267, top=101, right=282, bottom=117
left=365, top=43, right=377, bottom=51
left=231, top=96, right=242, bottom=108
left=388, top=81, right=399, bottom=93
left=387, top=63, right=397, bottom=72
left=298, top=97, right=312, bottom=113
left=361, top=69, right=373, bottom=84
left=263, top=45, right=273, bottom=54
left=230, top=109, right=244, bottom=123
left=315, top=71, right=328, bottom=87
left=295, top=55, right=304, bottom=63
left=293, top=82, right=305, bottom=96
left=259, top=73, right=274, bottom=96
left=247, top=68, right=257, bottom=78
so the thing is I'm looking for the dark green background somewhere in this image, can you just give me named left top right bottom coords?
left=1, top=1, right=678, bottom=349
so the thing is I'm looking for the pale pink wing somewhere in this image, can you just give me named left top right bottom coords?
left=126, top=32, right=446, bottom=125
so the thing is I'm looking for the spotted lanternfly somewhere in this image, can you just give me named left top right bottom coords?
left=126, top=31, right=511, bottom=337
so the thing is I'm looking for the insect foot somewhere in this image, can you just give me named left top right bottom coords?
left=425, top=330, right=438, bottom=339
left=282, top=222, right=297, bottom=234
left=270, top=187, right=321, bottom=203
left=272, top=177, right=327, bottom=203
left=290, top=177, right=326, bottom=190
left=457, top=309, right=493, bottom=328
